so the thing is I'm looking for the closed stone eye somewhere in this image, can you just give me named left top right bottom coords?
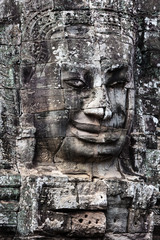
left=107, top=79, right=127, bottom=88
left=64, top=78, right=87, bottom=89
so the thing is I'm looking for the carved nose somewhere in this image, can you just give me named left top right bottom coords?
left=104, top=108, right=112, bottom=120
left=83, top=86, right=112, bottom=120
left=84, top=107, right=112, bottom=120
left=84, top=108, right=104, bottom=119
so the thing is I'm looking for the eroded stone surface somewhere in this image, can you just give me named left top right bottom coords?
left=0, top=0, right=159, bottom=239
left=77, top=180, right=107, bottom=209
left=104, top=233, right=153, bottom=240
left=71, top=211, right=106, bottom=237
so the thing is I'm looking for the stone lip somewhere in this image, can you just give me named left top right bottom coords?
left=69, top=122, right=126, bottom=143
left=71, top=124, right=122, bottom=144
left=71, top=119, right=102, bottom=133
left=71, top=119, right=126, bottom=133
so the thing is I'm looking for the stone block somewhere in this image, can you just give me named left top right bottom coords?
left=19, top=114, right=35, bottom=128
left=23, top=0, right=54, bottom=11
left=34, top=110, right=69, bottom=138
left=142, top=150, right=160, bottom=184
left=89, top=0, right=134, bottom=12
left=138, top=0, right=160, bottom=14
left=70, top=211, right=106, bottom=237
left=0, top=88, right=18, bottom=118
left=40, top=211, right=71, bottom=233
left=0, top=175, right=21, bottom=187
left=65, top=25, right=94, bottom=39
left=0, top=212, right=17, bottom=227
left=153, top=208, right=160, bottom=226
left=20, top=89, right=65, bottom=113
left=63, top=10, right=92, bottom=26
left=20, top=62, right=61, bottom=90
left=0, top=235, right=15, bottom=240
left=18, top=210, right=35, bottom=236
left=144, top=115, right=158, bottom=133
left=55, top=160, right=93, bottom=180
left=67, top=39, right=95, bottom=64
left=64, top=89, right=81, bottom=110
left=0, top=188, right=19, bottom=200
left=17, top=127, right=36, bottom=139
left=104, top=233, right=153, bottom=240
left=106, top=207, right=128, bottom=233
left=16, top=137, right=35, bottom=167
left=142, top=97, right=160, bottom=116
left=40, top=183, right=78, bottom=210
left=126, top=182, right=158, bottom=209
left=0, top=0, right=20, bottom=22
left=106, top=180, right=128, bottom=196
left=0, top=23, right=21, bottom=46
left=34, top=137, right=63, bottom=164
left=0, top=44, right=20, bottom=63
left=48, top=39, right=69, bottom=63
left=77, top=180, right=107, bottom=209
left=93, top=11, right=134, bottom=36
left=146, top=135, right=157, bottom=149
left=127, top=89, right=135, bottom=111
left=0, top=201, right=19, bottom=212
left=0, top=138, right=17, bottom=170
left=17, top=175, right=43, bottom=235
left=54, top=0, right=89, bottom=10
left=107, top=195, right=131, bottom=208
left=128, top=209, right=152, bottom=233
left=96, top=34, right=132, bottom=65
left=92, top=161, right=123, bottom=179
left=20, top=41, right=36, bottom=62
left=42, top=62, right=61, bottom=87
left=21, top=11, right=64, bottom=42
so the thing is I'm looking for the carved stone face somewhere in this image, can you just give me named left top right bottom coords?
left=59, top=65, right=128, bottom=161
left=21, top=11, right=134, bottom=177
left=54, top=33, right=134, bottom=165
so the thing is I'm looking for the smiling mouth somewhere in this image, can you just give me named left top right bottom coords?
left=68, top=120, right=125, bottom=143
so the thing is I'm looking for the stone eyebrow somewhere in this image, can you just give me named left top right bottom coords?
left=61, top=71, right=81, bottom=80
left=105, top=65, right=128, bottom=86
left=106, top=64, right=128, bottom=72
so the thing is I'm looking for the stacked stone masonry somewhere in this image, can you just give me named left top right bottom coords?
left=0, top=0, right=159, bottom=239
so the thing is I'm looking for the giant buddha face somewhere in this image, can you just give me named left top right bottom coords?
left=21, top=10, right=134, bottom=177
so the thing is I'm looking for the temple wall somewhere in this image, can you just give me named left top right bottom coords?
left=0, top=0, right=159, bottom=239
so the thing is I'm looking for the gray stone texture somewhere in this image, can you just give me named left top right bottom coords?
left=0, top=0, right=159, bottom=239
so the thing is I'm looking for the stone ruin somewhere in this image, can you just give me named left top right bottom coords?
left=0, top=0, right=160, bottom=239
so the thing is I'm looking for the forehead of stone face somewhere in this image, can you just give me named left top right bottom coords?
left=48, top=34, right=133, bottom=72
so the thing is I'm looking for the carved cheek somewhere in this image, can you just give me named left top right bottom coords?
left=108, top=88, right=127, bottom=114
left=100, top=88, right=127, bottom=128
